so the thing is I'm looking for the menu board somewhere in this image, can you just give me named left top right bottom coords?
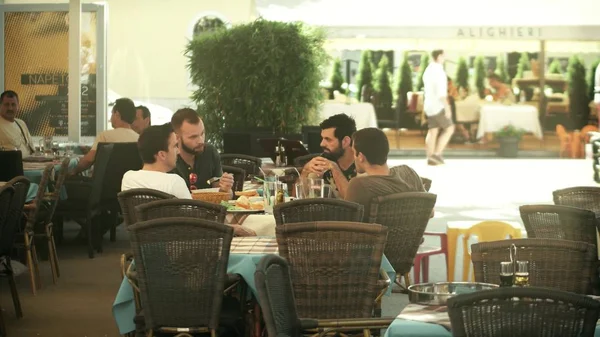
left=4, top=11, right=98, bottom=136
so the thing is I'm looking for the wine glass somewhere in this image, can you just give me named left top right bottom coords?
left=51, top=141, right=60, bottom=157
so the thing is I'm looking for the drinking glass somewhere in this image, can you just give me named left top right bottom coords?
left=65, top=142, right=74, bottom=158
left=43, top=135, right=53, bottom=152
left=263, top=181, right=283, bottom=214
left=499, top=261, right=514, bottom=287
left=514, top=261, right=529, bottom=287
left=294, top=183, right=306, bottom=199
left=51, top=141, right=60, bottom=157
left=38, top=139, right=45, bottom=155
left=307, top=178, right=324, bottom=198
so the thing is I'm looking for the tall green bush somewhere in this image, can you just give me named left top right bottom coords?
left=395, top=52, right=413, bottom=113
left=548, top=59, right=563, bottom=75
left=415, top=54, right=430, bottom=91
left=356, top=50, right=374, bottom=102
left=516, top=52, right=531, bottom=79
left=473, top=56, right=487, bottom=98
left=567, top=55, right=589, bottom=129
left=374, top=55, right=393, bottom=109
left=186, top=19, right=327, bottom=147
left=588, top=59, right=600, bottom=102
left=329, top=58, right=346, bottom=94
left=495, top=56, right=509, bottom=83
left=455, top=57, right=469, bottom=93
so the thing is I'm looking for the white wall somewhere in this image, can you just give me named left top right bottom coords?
left=4, top=0, right=256, bottom=111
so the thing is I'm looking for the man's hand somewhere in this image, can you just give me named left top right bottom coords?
left=233, top=225, right=256, bottom=237
left=304, top=156, right=332, bottom=177
left=218, top=172, right=234, bottom=192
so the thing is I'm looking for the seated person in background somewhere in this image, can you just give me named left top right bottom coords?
left=71, top=98, right=139, bottom=175
left=121, top=124, right=191, bottom=199
left=0, top=90, right=35, bottom=155
left=301, top=114, right=357, bottom=199
left=132, top=105, right=151, bottom=134
left=171, top=108, right=233, bottom=194
left=487, top=73, right=516, bottom=105
left=345, top=128, right=428, bottom=222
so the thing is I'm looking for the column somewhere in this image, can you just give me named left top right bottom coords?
left=68, top=0, right=81, bottom=142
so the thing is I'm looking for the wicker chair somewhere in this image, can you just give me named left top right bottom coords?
left=222, top=165, right=246, bottom=193
left=448, top=287, right=600, bottom=337
left=117, top=189, right=175, bottom=227
left=276, top=221, right=388, bottom=323
left=471, top=238, right=597, bottom=294
left=220, top=154, right=262, bottom=178
left=519, top=205, right=598, bottom=251
left=135, top=199, right=228, bottom=223
left=274, top=199, right=364, bottom=226
left=128, top=217, right=240, bottom=336
left=0, top=184, right=18, bottom=329
left=553, top=186, right=600, bottom=213
left=368, top=192, right=437, bottom=288
left=255, top=254, right=394, bottom=337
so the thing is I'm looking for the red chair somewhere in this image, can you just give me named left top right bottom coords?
left=413, top=232, right=448, bottom=284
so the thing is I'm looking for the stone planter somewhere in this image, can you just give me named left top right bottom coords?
left=497, top=136, right=520, bottom=158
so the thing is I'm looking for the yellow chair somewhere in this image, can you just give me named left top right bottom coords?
left=461, top=221, right=523, bottom=281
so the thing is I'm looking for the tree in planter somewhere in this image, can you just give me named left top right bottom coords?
left=356, top=50, right=374, bottom=102
left=395, top=52, right=413, bottom=116
left=186, top=19, right=327, bottom=148
left=329, top=58, right=346, bottom=94
left=495, top=56, right=509, bottom=83
left=455, top=57, right=469, bottom=94
left=567, top=55, right=589, bottom=130
left=473, top=56, right=487, bottom=99
left=548, top=59, right=563, bottom=75
left=588, top=59, right=600, bottom=103
left=374, top=55, right=393, bottom=118
left=516, top=52, right=531, bottom=79
left=415, top=53, right=430, bottom=92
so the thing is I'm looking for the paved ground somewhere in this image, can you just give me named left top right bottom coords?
left=1, top=158, right=595, bottom=336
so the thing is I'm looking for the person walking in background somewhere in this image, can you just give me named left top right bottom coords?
left=423, top=49, right=455, bottom=165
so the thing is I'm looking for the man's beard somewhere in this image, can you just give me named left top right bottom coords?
left=181, top=141, right=204, bottom=155
left=322, top=145, right=344, bottom=161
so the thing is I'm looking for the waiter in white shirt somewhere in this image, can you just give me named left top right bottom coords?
left=595, top=63, right=600, bottom=127
left=0, top=90, right=34, bottom=156
left=422, top=50, right=455, bottom=165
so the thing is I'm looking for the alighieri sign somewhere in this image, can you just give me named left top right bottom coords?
left=457, top=27, right=542, bottom=39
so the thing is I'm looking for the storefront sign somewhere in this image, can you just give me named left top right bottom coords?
left=456, top=27, right=543, bottom=39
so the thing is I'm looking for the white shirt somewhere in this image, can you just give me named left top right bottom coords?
left=121, top=170, right=192, bottom=200
left=0, top=117, right=34, bottom=156
left=422, top=62, right=448, bottom=116
left=92, top=128, right=139, bottom=151
left=594, top=63, right=600, bottom=104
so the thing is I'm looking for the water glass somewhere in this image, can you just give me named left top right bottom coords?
left=38, top=139, right=46, bottom=155
left=263, top=181, right=284, bottom=214
left=65, top=142, right=74, bottom=158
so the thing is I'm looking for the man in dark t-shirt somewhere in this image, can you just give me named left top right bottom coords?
left=301, top=114, right=357, bottom=199
left=170, top=109, right=233, bottom=193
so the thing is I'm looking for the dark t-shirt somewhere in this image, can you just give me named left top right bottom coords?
left=323, top=162, right=357, bottom=197
left=173, top=144, right=223, bottom=189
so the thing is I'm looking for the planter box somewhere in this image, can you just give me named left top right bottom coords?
left=497, top=136, right=520, bottom=158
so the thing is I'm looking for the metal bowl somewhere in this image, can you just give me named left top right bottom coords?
left=408, top=282, right=499, bottom=306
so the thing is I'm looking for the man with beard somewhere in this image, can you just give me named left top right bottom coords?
left=0, top=90, right=34, bottom=155
left=171, top=108, right=234, bottom=193
left=301, top=114, right=357, bottom=199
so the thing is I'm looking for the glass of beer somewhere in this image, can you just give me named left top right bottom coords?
left=499, top=261, right=514, bottom=287
left=514, top=261, right=529, bottom=287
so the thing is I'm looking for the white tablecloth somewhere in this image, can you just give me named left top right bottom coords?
left=476, top=104, right=543, bottom=139
left=241, top=214, right=276, bottom=236
left=319, top=102, right=378, bottom=130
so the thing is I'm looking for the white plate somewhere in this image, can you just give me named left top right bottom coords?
left=191, top=188, right=220, bottom=194
left=227, top=208, right=263, bottom=213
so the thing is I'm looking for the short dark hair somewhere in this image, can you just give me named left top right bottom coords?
left=113, top=98, right=136, bottom=124
left=1, top=90, right=18, bottom=102
left=487, top=73, right=503, bottom=82
left=171, top=108, right=200, bottom=130
left=352, top=128, right=389, bottom=165
left=137, top=123, right=174, bottom=164
left=319, top=113, right=357, bottom=143
left=431, top=49, right=444, bottom=61
left=136, top=105, right=151, bottom=119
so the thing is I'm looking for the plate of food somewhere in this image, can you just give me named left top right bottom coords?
left=221, top=196, right=265, bottom=213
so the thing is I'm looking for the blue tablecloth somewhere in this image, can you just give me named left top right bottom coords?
left=23, top=158, right=79, bottom=200
left=383, top=317, right=600, bottom=337
left=112, top=249, right=396, bottom=334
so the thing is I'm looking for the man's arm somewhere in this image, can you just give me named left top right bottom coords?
left=329, top=164, right=350, bottom=199
left=71, top=149, right=95, bottom=175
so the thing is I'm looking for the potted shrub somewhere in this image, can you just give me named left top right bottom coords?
left=495, top=124, right=526, bottom=158
left=329, top=58, right=346, bottom=95
left=568, top=55, right=589, bottom=130
left=414, top=53, right=430, bottom=92
left=455, top=57, right=470, bottom=96
left=495, top=56, right=509, bottom=83
left=473, top=56, right=487, bottom=99
left=374, top=55, right=393, bottom=120
left=356, top=50, right=375, bottom=102
left=185, top=19, right=327, bottom=152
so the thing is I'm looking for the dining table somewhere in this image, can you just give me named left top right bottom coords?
left=21, top=157, right=80, bottom=201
